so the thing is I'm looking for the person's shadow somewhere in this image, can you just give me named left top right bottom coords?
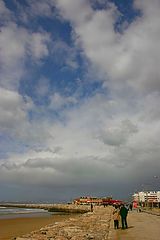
left=127, top=226, right=134, bottom=229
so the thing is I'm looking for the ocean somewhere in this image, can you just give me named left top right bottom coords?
left=0, top=206, right=51, bottom=219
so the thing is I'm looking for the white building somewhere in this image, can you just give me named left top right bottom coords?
left=133, top=191, right=160, bottom=207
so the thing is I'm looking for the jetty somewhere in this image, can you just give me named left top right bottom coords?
left=0, top=203, right=89, bottom=214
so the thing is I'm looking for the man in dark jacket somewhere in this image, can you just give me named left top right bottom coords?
left=120, top=204, right=128, bottom=229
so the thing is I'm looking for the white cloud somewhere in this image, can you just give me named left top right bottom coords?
left=26, top=0, right=56, bottom=18
left=28, top=32, right=50, bottom=60
left=1, top=0, right=160, bottom=200
left=98, top=119, right=138, bottom=146
left=56, top=0, right=160, bottom=93
left=0, top=87, right=30, bottom=132
left=49, top=92, right=77, bottom=110
left=0, top=87, right=51, bottom=146
left=56, top=0, right=93, bottom=26
left=51, top=40, right=79, bottom=70
left=1, top=89, right=160, bottom=194
left=0, top=21, right=51, bottom=90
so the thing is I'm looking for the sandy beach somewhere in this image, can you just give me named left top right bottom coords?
left=13, top=207, right=160, bottom=240
left=0, top=213, right=75, bottom=240
left=14, top=206, right=112, bottom=240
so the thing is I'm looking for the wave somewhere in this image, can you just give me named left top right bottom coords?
left=0, top=207, right=48, bottom=215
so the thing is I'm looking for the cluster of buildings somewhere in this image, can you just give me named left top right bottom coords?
left=133, top=191, right=160, bottom=208
left=73, top=196, right=123, bottom=206
left=73, top=191, right=160, bottom=208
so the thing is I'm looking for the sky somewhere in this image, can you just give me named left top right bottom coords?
left=0, top=0, right=160, bottom=203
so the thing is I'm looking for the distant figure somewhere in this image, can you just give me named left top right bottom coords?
left=129, top=203, right=133, bottom=211
left=113, top=205, right=120, bottom=229
left=90, top=203, right=93, bottom=212
left=120, top=204, right=128, bottom=229
left=137, top=205, right=142, bottom=212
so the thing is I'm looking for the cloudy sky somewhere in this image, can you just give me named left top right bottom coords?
left=0, top=0, right=160, bottom=202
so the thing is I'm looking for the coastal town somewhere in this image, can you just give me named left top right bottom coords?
left=0, top=191, right=160, bottom=239
left=1, top=191, right=160, bottom=209
left=74, top=191, right=160, bottom=209
left=4, top=197, right=160, bottom=240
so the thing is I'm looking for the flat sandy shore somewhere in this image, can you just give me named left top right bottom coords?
left=0, top=213, right=76, bottom=240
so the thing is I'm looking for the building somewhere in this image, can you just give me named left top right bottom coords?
left=133, top=191, right=160, bottom=208
left=73, top=196, right=103, bottom=205
left=73, top=196, right=123, bottom=206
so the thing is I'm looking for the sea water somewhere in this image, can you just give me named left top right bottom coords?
left=0, top=206, right=50, bottom=219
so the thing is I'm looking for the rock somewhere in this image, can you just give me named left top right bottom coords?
left=15, top=206, right=113, bottom=240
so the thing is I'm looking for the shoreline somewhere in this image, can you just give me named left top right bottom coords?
left=15, top=206, right=113, bottom=240
left=0, top=212, right=78, bottom=240
left=0, top=204, right=91, bottom=239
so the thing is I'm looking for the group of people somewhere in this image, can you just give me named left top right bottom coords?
left=113, top=204, right=129, bottom=230
left=90, top=202, right=131, bottom=230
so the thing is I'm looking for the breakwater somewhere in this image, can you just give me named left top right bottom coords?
left=0, top=203, right=90, bottom=214
left=11, top=205, right=113, bottom=240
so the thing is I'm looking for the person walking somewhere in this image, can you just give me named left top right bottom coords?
left=113, top=205, right=120, bottom=229
left=120, top=204, right=128, bottom=229
left=90, top=203, right=93, bottom=212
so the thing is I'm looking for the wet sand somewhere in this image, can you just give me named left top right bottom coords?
left=0, top=213, right=75, bottom=240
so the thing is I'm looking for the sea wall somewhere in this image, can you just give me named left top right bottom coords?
left=0, top=203, right=90, bottom=213
left=14, top=205, right=113, bottom=240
